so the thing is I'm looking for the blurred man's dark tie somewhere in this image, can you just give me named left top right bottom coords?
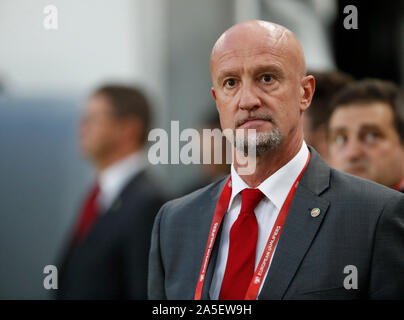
left=73, top=182, right=100, bottom=244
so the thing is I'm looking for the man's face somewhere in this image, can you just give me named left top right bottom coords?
left=329, top=102, right=404, bottom=188
left=303, top=113, right=330, bottom=163
left=210, top=24, right=311, bottom=155
left=79, top=93, right=122, bottom=162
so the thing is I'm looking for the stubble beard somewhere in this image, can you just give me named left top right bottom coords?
left=234, top=126, right=282, bottom=156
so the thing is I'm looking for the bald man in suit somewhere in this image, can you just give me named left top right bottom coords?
left=148, top=20, right=404, bottom=300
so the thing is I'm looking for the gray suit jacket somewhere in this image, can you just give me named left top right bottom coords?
left=148, top=148, right=404, bottom=299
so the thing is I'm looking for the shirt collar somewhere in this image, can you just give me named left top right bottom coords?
left=229, top=141, right=309, bottom=210
left=97, top=150, right=147, bottom=211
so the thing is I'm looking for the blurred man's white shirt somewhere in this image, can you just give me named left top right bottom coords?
left=97, top=151, right=147, bottom=213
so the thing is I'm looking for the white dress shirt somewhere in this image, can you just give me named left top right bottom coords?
left=209, top=141, right=309, bottom=299
left=97, top=151, right=147, bottom=213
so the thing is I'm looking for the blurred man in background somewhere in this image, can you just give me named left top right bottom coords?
left=328, top=79, right=404, bottom=192
left=182, top=111, right=231, bottom=195
left=303, top=70, right=353, bottom=163
left=57, top=84, right=165, bottom=299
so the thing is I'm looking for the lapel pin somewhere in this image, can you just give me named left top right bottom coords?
left=310, top=208, right=321, bottom=217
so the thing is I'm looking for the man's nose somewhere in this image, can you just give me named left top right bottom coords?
left=344, top=137, right=365, bottom=161
left=238, top=84, right=261, bottom=111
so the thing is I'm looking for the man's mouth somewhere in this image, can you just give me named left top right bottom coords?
left=236, top=117, right=273, bottom=129
left=345, top=164, right=367, bottom=175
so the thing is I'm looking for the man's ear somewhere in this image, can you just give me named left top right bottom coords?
left=122, top=117, right=143, bottom=148
left=211, top=87, right=217, bottom=101
left=300, top=75, right=315, bottom=112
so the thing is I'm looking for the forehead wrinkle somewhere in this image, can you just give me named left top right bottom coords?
left=211, top=21, right=306, bottom=79
left=212, top=29, right=287, bottom=61
left=216, top=47, right=283, bottom=66
left=212, top=38, right=288, bottom=76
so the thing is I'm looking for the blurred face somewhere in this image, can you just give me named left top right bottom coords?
left=79, top=93, right=123, bottom=162
left=303, top=114, right=330, bottom=163
left=200, top=127, right=231, bottom=179
left=211, top=22, right=313, bottom=156
left=329, top=102, right=404, bottom=188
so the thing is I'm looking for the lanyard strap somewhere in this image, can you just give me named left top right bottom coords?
left=393, top=176, right=404, bottom=191
left=194, top=151, right=311, bottom=300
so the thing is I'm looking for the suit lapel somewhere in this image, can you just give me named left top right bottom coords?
left=200, top=177, right=228, bottom=300
left=258, top=147, right=331, bottom=300
left=101, top=170, right=145, bottom=216
left=258, top=186, right=329, bottom=299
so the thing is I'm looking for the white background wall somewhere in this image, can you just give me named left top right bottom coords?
left=0, top=0, right=144, bottom=95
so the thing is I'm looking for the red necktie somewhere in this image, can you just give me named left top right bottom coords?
left=73, top=182, right=100, bottom=244
left=219, top=188, right=264, bottom=300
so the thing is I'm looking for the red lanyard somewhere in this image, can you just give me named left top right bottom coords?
left=194, top=151, right=311, bottom=300
left=393, top=176, right=404, bottom=192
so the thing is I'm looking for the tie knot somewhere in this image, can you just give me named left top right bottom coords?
left=240, top=188, right=264, bottom=214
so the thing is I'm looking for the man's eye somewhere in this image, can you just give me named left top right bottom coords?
left=335, top=135, right=346, bottom=146
left=224, top=78, right=236, bottom=88
left=261, top=74, right=273, bottom=83
left=363, top=132, right=378, bottom=144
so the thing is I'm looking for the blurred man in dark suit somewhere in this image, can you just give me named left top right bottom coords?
left=57, top=84, right=165, bottom=299
left=328, top=79, right=404, bottom=193
left=303, top=70, right=353, bottom=163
